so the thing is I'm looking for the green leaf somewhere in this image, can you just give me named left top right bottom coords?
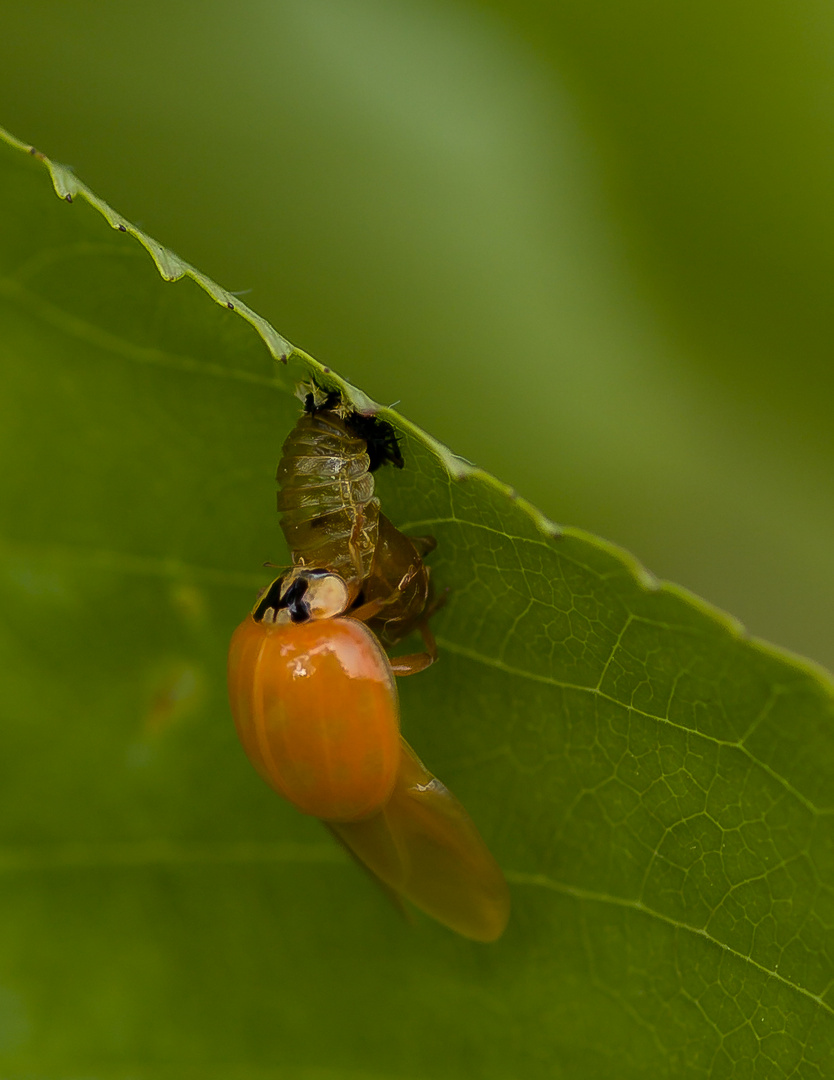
left=1, top=125, right=833, bottom=1079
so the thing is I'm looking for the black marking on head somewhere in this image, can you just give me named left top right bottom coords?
left=253, top=577, right=288, bottom=622
left=253, top=575, right=311, bottom=623
left=281, top=575, right=311, bottom=623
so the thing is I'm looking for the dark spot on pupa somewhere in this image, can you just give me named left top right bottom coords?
left=347, top=410, right=404, bottom=472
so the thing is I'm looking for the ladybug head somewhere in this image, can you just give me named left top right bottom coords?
left=252, top=568, right=350, bottom=625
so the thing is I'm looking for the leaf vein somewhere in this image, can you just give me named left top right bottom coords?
left=438, top=636, right=831, bottom=815
left=507, top=870, right=834, bottom=1017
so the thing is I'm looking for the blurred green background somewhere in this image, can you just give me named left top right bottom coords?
left=2, top=0, right=833, bottom=669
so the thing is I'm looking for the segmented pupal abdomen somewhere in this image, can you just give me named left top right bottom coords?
left=276, top=411, right=380, bottom=587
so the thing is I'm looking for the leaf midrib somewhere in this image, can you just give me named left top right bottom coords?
left=0, top=836, right=828, bottom=1015
left=510, top=870, right=834, bottom=1018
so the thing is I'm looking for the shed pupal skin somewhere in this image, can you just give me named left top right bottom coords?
left=275, top=383, right=437, bottom=646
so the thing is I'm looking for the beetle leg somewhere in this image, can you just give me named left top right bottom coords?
left=349, top=596, right=390, bottom=622
left=387, top=618, right=438, bottom=675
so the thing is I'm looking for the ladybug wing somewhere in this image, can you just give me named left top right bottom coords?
left=323, top=822, right=411, bottom=922
left=328, top=738, right=510, bottom=942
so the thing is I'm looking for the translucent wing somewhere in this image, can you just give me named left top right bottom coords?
left=328, top=738, right=510, bottom=942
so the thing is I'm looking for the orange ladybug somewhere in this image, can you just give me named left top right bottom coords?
left=227, top=567, right=510, bottom=940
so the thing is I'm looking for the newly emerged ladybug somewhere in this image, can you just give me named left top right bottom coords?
left=276, top=384, right=436, bottom=644
left=227, top=566, right=510, bottom=940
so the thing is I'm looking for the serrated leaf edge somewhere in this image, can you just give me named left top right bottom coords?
left=3, top=123, right=834, bottom=697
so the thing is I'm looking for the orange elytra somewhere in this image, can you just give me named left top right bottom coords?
left=227, top=570, right=401, bottom=822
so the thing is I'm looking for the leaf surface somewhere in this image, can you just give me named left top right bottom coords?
left=1, top=127, right=833, bottom=1079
